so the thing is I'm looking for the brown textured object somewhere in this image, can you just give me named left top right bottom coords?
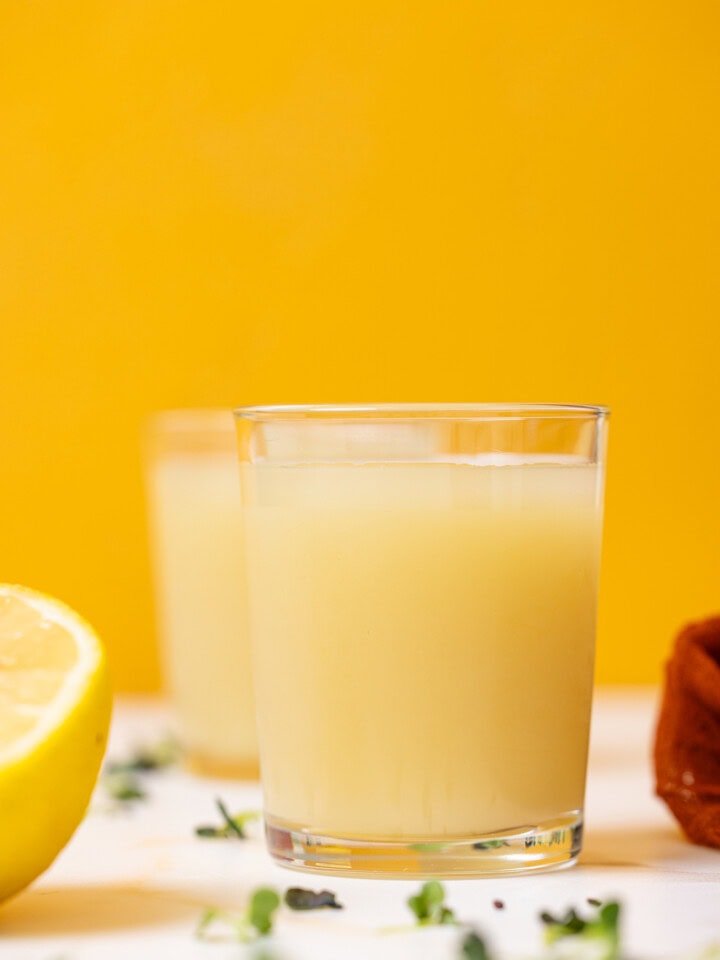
left=654, top=616, right=720, bottom=848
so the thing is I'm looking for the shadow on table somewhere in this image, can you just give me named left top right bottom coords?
left=0, top=882, right=205, bottom=935
left=581, top=824, right=720, bottom=872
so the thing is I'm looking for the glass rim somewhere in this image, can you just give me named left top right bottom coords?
left=233, top=402, right=609, bottom=421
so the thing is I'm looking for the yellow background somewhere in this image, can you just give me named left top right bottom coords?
left=1, top=2, right=718, bottom=692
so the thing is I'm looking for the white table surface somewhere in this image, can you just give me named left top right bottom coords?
left=2, top=688, right=719, bottom=960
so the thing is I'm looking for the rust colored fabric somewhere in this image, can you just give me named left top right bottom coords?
left=654, top=616, right=720, bottom=848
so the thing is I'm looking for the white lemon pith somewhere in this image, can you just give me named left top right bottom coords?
left=0, top=585, right=112, bottom=904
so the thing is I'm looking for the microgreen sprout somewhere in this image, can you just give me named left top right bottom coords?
left=540, top=901, right=620, bottom=960
left=101, top=738, right=180, bottom=804
left=194, top=798, right=261, bottom=839
left=101, top=770, right=146, bottom=803
left=407, top=880, right=458, bottom=926
left=197, top=888, right=281, bottom=943
left=104, top=738, right=181, bottom=775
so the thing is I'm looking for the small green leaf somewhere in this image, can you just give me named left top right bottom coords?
left=195, top=826, right=220, bottom=838
left=407, top=893, right=427, bottom=922
left=284, top=887, right=343, bottom=911
left=102, top=771, right=146, bottom=802
left=407, top=880, right=457, bottom=926
left=462, top=930, right=491, bottom=960
left=105, top=738, right=180, bottom=774
left=247, top=888, right=281, bottom=937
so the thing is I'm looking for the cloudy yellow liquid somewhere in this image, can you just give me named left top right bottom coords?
left=147, top=451, right=257, bottom=776
left=243, top=459, right=602, bottom=839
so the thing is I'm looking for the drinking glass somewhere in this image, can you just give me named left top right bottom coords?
left=145, top=409, right=258, bottom=777
left=234, top=404, right=608, bottom=875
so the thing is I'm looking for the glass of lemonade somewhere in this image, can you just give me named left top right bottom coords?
left=145, top=410, right=258, bottom=778
left=234, top=404, right=608, bottom=876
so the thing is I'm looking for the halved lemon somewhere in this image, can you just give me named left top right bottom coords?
left=0, top=585, right=112, bottom=904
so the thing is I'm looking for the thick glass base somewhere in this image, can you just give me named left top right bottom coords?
left=265, top=812, right=583, bottom=879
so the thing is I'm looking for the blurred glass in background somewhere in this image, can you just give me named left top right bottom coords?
left=144, top=410, right=258, bottom=777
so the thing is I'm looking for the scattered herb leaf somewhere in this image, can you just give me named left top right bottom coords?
left=461, top=929, right=492, bottom=960
left=194, top=798, right=261, bottom=839
left=587, top=897, right=602, bottom=907
left=102, top=770, right=146, bottom=802
left=407, top=880, right=457, bottom=926
left=285, top=887, right=343, bottom=911
left=101, top=738, right=180, bottom=805
left=217, top=798, right=246, bottom=837
left=541, top=908, right=585, bottom=935
left=105, top=738, right=180, bottom=775
left=540, top=901, right=620, bottom=960
left=197, top=888, right=280, bottom=943
left=247, top=888, right=282, bottom=936
left=195, top=826, right=222, bottom=838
